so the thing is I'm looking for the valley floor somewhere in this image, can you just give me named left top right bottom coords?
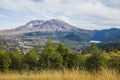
left=0, top=69, right=120, bottom=80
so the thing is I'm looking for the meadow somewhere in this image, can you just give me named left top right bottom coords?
left=0, top=69, right=120, bottom=80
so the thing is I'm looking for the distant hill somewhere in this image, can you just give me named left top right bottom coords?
left=92, top=28, right=120, bottom=42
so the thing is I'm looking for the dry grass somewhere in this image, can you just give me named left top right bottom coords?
left=0, top=69, right=119, bottom=80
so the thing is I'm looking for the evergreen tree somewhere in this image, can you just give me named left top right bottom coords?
left=57, top=43, right=72, bottom=68
left=66, top=53, right=84, bottom=68
left=8, top=50, right=23, bottom=71
left=85, top=44, right=107, bottom=71
left=90, top=43, right=99, bottom=53
left=39, top=40, right=63, bottom=69
left=81, top=48, right=87, bottom=55
left=0, top=50, right=11, bottom=72
left=23, top=48, right=38, bottom=70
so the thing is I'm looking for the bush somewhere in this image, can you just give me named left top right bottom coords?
left=23, top=48, right=38, bottom=70
left=85, top=44, right=107, bottom=71
left=8, top=51, right=23, bottom=71
left=39, top=40, right=63, bottom=69
left=108, top=56, right=120, bottom=72
left=0, top=50, right=11, bottom=72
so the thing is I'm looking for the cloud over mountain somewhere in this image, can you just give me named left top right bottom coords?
left=0, top=0, right=120, bottom=30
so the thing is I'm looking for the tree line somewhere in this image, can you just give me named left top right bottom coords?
left=0, top=40, right=120, bottom=72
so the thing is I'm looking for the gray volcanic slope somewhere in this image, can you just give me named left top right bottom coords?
left=0, top=19, right=79, bottom=36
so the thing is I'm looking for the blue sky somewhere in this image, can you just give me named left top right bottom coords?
left=0, top=0, right=120, bottom=30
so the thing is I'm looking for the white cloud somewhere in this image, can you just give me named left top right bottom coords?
left=0, top=22, right=23, bottom=30
left=0, top=14, right=7, bottom=18
left=108, top=0, right=120, bottom=4
left=0, top=0, right=120, bottom=30
left=58, top=16, right=69, bottom=23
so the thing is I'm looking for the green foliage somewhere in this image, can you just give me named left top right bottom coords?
left=85, top=53, right=107, bottom=71
left=57, top=43, right=71, bottom=68
left=66, top=53, right=85, bottom=69
left=0, top=50, right=11, bottom=72
left=108, top=55, right=120, bottom=72
left=85, top=44, right=107, bottom=71
left=39, top=40, right=63, bottom=69
left=81, top=49, right=87, bottom=55
left=23, top=48, right=38, bottom=70
left=57, top=43, right=71, bottom=55
left=8, top=50, right=23, bottom=71
left=0, top=40, right=120, bottom=72
left=90, top=43, right=100, bottom=53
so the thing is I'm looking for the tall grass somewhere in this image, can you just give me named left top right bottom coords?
left=0, top=69, right=119, bottom=80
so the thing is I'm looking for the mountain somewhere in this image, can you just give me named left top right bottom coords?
left=0, top=19, right=120, bottom=43
left=0, top=19, right=79, bottom=36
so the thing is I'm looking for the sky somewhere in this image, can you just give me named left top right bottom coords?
left=0, top=0, right=120, bottom=30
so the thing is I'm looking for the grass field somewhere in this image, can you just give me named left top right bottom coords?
left=0, top=69, right=119, bottom=80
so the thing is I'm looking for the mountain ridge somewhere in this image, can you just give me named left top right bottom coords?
left=0, top=19, right=80, bottom=36
left=0, top=19, right=120, bottom=42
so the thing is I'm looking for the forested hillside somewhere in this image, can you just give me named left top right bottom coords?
left=0, top=40, right=120, bottom=72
